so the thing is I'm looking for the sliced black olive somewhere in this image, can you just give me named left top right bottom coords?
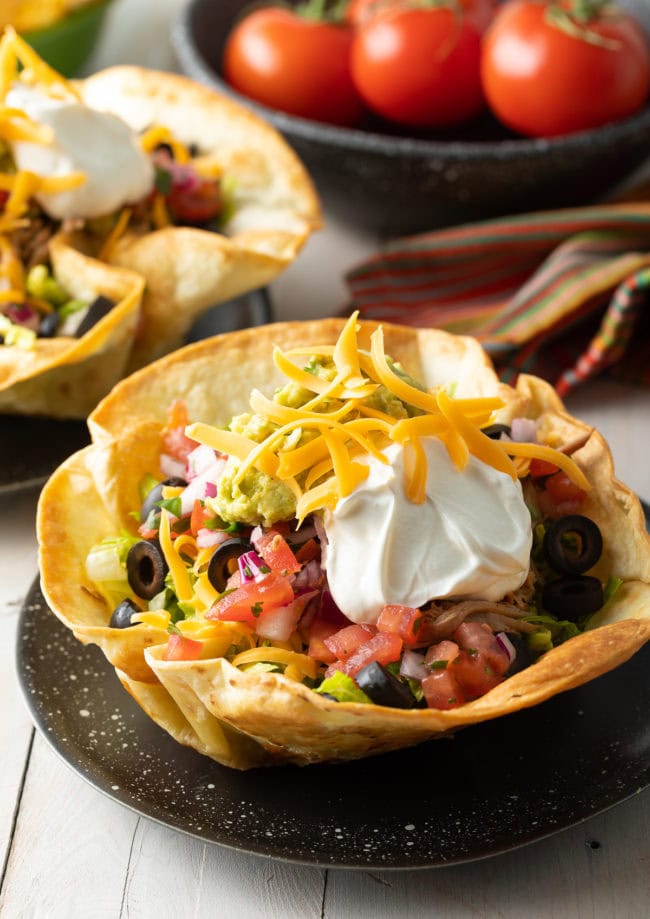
left=109, top=598, right=141, bottom=629
left=126, top=540, right=169, bottom=600
left=543, top=514, right=603, bottom=575
left=207, top=538, right=253, bottom=592
left=542, top=576, right=604, bottom=621
left=481, top=423, right=512, bottom=440
left=74, top=295, right=116, bottom=338
left=355, top=661, right=420, bottom=709
left=140, top=476, right=188, bottom=523
left=38, top=311, right=60, bottom=338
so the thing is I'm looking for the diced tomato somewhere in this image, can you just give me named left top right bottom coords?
left=324, top=623, right=376, bottom=660
left=529, top=458, right=559, bottom=478
left=162, top=400, right=197, bottom=462
left=453, top=622, right=510, bottom=676
left=295, top=538, right=320, bottom=564
left=421, top=669, right=466, bottom=710
left=450, top=649, right=503, bottom=697
left=544, top=471, right=587, bottom=508
left=163, top=633, right=203, bottom=661
left=255, top=530, right=302, bottom=575
left=377, top=604, right=426, bottom=646
left=424, top=640, right=460, bottom=667
left=339, top=632, right=403, bottom=677
left=307, top=618, right=339, bottom=663
left=168, top=178, right=222, bottom=226
left=305, top=593, right=351, bottom=661
left=138, top=524, right=158, bottom=539
left=207, top=572, right=294, bottom=623
left=190, top=499, right=211, bottom=536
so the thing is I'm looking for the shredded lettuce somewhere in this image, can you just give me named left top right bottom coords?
left=138, top=473, right=160, bottom=503
left=315, top=671, right=372, bottom=704
left=602, top=576, right=623, bottom=607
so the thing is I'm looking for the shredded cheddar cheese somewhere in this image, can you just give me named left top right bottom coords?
left=98, top=207, right=132, bottom=262
left=183, top=312, right=590, bottom=522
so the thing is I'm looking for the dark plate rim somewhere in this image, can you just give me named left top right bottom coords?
left=172, top=0, right=650, bottom=160
left=15, top=502, right=650, bottom=869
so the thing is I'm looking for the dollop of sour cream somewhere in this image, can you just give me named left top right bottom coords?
left=6, top=83, right=154, bottom=220
left=323, top=438, right=532, bottom=624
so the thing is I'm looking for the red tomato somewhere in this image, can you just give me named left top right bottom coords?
left=255, top=530, right=302, bottom=575
left=222, top=8, right=365, bottom=126
left=346, top=0, right=497, bottom=32
left=539, top=471, right=587, bottom=519
left=481, top=0, right=650, bottom=138
left=377, top=604, right=424, bottom=646
left=163, top=633, right=203, bottom=661
left=337, top=631, right=403, bottom=677
left=163, top=400, right=197, bottom=462
left=324, top=623, right=376, bottom=660
left=351, top=6, right=484, bottom=127
left=529, top=458, right=560, bottom=479
left=453, top=622, right=510, bottom=676
left=421, top=669, right=466, bottom=709
left=424, top=639, right=460, bottom=667
left=307, top=618, right=339, bottom=662
left=207, top=573, right=294, bottom=623
left=451, top=649, right=504, bottom=697
left=167, top=178, right=222, bottom=226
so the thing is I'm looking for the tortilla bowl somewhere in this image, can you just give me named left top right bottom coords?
left=37, top=320, right=650, bottom=768
left=61, top=66, right=321, bottom=371
left=0, top=236, right=144, bottom=418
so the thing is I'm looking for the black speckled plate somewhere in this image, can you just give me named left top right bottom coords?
left=0, top=288, right=272, bottom=494
left=17, top=502, right=650, bottom=870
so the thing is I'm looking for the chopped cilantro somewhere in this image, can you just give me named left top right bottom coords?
left=251, top=601, right=263, bottom=617
left=138, top=473, right=160, bottom=503
left=428, top=660, right=448, bottom=671
left=158, top=496, right=182, bottom=517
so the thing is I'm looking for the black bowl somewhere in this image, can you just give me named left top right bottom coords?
left=173, top=0, right=650, bottom=237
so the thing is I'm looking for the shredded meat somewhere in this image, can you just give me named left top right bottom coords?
left=10, top=214, right=57, bottom=269
left=422, top=598, right=536, bottom=642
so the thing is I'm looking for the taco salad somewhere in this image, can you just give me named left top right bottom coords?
left=37, top=317, right=650, bottom=767
left=0, top=29, right=320, bottom=414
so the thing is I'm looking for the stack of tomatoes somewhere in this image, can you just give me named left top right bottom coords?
left=222, top=0, right=650, bottom=138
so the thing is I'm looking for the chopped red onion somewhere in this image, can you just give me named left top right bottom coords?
left=160, top=453, right=186, bottom=479
left=293, top=559, right=322, bottom=590
left=238, top=550, right=267, bottom=583
left=4, top=303, right=39, bottom=329
left=250, top=525, right=264, bottom=552
left=186, top=443, right=218, bottom=479
left=287, top=523, right=317, bottom=545
left=179, top=459, right=226, bottom=514
left=196, top=528, right=230, bottom=549
left=511, top=417, right=538, bottom=443
left=496, top=632, right=517, bottom=664
left=400, top=649, right=429, bottom=682
left=255, top=591, right=317, bottom=641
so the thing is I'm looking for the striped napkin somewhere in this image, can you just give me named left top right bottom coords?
left=345, top=204, right=650, bottom=395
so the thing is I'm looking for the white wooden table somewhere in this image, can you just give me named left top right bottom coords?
left=2, top=1, right=650, bottom=915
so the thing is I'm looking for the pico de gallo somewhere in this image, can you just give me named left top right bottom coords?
left=86, top=316, right=621, bottom=711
